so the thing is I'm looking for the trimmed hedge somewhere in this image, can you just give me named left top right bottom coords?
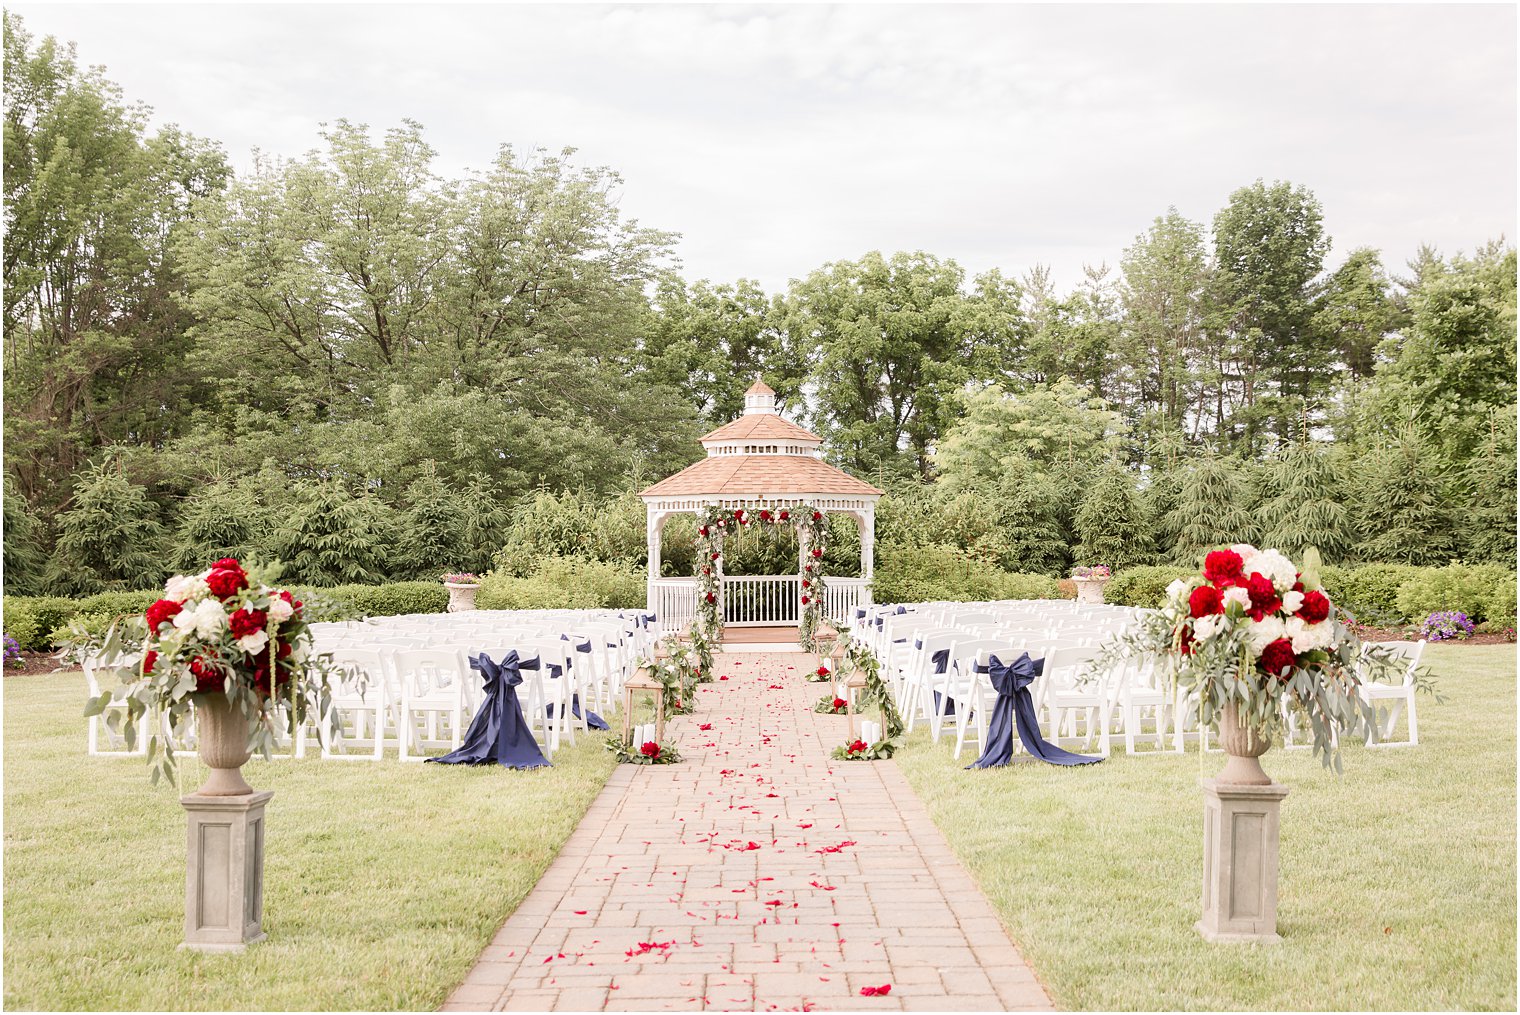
left=1395, top=564, right=1517, bottom=626
left=872, top=544, right=1061, bottom=604
left=1105, top=566, right=1195, bottom=608
left=476, top=556, right=645, bottom=611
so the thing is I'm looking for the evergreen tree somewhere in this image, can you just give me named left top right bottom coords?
left=2, top=475, right=48, bottom=595
left=397, top=464, right=466, bottom=579
left=995, top=475, right=1070, bottom=576
left=1354, top=429, right=1456, bottom=566
left=1073, top=459, right=1154, bottom=570
left=277, top=481, right=389, bottom=586
left=1461, top=411, right=1516, bottom=567
left=172, top=481, right=262, bottom=572
left=45, top=460, right=166, bottom=594
left=456, top=472, right=513, bottom=573
left=1168, top=455, right=1260, bottom=564
left=1259, top=444, right=1352, bottom=562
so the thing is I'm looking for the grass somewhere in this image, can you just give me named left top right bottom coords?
left=2, top=672, right=618, bottom=1011
left=895, top=644, right=1517, bottom=1011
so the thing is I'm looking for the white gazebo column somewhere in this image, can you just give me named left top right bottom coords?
left=645, top=510, right=663, bottom=613
left=860, top=505, right=875, bottom=581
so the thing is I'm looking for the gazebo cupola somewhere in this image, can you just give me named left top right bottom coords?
left=639, top=379, right=882, bottom=632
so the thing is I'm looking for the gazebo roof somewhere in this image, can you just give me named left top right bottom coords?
left=640, top=454, right=883, bottom=499
left=699, top=413, right=822, bottom=444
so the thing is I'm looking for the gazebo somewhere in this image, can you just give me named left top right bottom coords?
left=639, top=380, right=883, bottom=637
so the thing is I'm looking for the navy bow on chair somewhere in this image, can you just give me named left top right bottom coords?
left=967, top=653, right=1103, bottom=769
left=427, top=651, right=550, bottom=769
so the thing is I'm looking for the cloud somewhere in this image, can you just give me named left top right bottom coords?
left=10, top=3, right=1514, bottom=291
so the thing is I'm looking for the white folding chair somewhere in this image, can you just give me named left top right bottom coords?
left=83, top=653, right=149, bottom=757
left=1358, top=640, right=1426, bottom=747
left=391, top=648, right=470, bottom=762
left=321, top=647, right=392, bottom=760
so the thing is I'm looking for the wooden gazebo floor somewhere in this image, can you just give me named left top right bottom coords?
left=720, top=625, right=802, bottom=646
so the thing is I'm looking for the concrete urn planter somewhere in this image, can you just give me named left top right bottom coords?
left=1073, top=577, right=1109, bottom=604
left=1216, top=702, right=1273, bottom=786
left=443, top=582, right=480, bottom=613
left=191, top=692, right=255, bottom=796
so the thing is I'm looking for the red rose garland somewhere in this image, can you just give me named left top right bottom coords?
left=693, top=503, right=829, bottom=650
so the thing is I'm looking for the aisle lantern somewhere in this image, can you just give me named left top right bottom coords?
left=621, top=667, right=666, bottom=749
left=844, top=669, right=869, bottom=741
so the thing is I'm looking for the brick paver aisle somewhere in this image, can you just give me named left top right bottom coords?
left=444, top=651, right=1053, bottom=1012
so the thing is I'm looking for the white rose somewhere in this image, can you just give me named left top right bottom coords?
left=1231, top=543, right=1259, bottom=565
left=1281, top=590, right=1305, bottom=615
left=1222, top=586, right=1253, bottom=612
left=1250, top=549, right=1299, bottom=592
left=1285, top=616, right=1336, bottom=654
left=163, top=574, right=204, bottom=604
left=173, top=598, right=227, bottom=640
left=267, top=599, right=294, bottom=623
left=1245, top=615, right=1287, bottom=654
left=1194, top=613, right=1229, bottom=641
left=237, top=630, right=269, bottom=656
left=1166, top=579, right=1190, bottom=604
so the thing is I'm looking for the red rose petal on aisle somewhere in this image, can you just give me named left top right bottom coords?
left=859, top=984, right=892, bottom=996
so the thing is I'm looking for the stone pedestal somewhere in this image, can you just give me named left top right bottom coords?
left=181, top=790, right=273, bottom=953
left=1196, top=778, right=1289, bottom=943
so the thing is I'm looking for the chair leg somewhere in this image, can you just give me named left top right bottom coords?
left=1407, top=694, right=1418, bottom=746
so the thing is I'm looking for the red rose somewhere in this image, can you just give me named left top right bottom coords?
left=847, top=739, right=867, bottom=754
left=698, top=526, right=709, bottom=537
left=779, top=511, right=789, bottom=520
left=1178, top=627, right=1195, bottom=655
left=188, top=656, right=221, bottom=693
left=640, top=741, right=660, bottom=758
left=210, top=557, right=244, bottom=573
left=812, top=511, right=822, bottom=521
left=205, top=567, right=248, bottom=600
left=705, top=592, right=716, bottom=603
left=276, top=641, right=293, bottom=659
left=710, top=551, right=721, bottom=561
left=1259, top=638, right=1297, bottom=679
left=801, top=596, right=810, bottom=605
left=759, top=510, right=771, bottom=521
left=145, top=598, right=183, bottom=632
left=1245, top=573, right=1281, bottom=614
left=228, top=608, right=267, bottom=639
left=811, top=547, right=822, bottom=558
left=142, top=650, right=158, bottom=675
left=1188, top=585, right=1223, bottom=618
left=1203, top=549, right=1244, bottom=585
left=816, top=665, right=829, bottom=677
left=1297, top=590, right=1331, bottom=624
left=801, top=580, right=810, bottom=589
left=832, top=697, right=848, bottom=710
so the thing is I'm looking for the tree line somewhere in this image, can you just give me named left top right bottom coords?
left=3, top=13, right=1515, bottom=598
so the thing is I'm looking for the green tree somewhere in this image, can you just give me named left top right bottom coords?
left=456, top=471, right=514, bottom=575
left=1353, top=429, right=1456, bottom=566
left=45, top=459, right=165, bottom=594
left=171, top=481, right=264, bottom=572
left=1073, top=459, right=1154, bottom=570
left=1118, top=209, right=1211, bottom=435
left=994, top=475, right=1070, bottom=576
left=396, top=464, right=466, bottom=580
left=1460, top=411, right=1516, bottom=568
left=277, top=481, right=391, bottom=585
left=1209, top=180, right=1331, bottom=449
left=1258, top=443, right=1352, bottom=562
left=1314, top=247, right=1400, bottom=380
left=3, top=13, right=228, bottom=508
left=2, top=475, right=49, bottom=595
left=783, top=251, right=971, bottom=480
left=1168, top=455, right=1260, bottom=564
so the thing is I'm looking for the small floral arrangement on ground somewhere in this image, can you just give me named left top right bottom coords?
left=3, top=634, right=21, bottom=668
left=1071, top=564, right=1112, bottom=579
left=814, top=694, right=855, bottom=715
left=831, top=737, right=895, bottom=761
left=604, top=734, right=683, bottom=765
left=805, top=663, right=833, bottom=683
left=80, top=558, right=340, bottom=785
left=1104, top=544, right=1428, bottom=770
left=441, top=572, right=479, bottom=584
left=1420, top=610, right=1475, bottom=642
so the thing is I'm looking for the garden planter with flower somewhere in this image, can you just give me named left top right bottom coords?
left=1111, top=543, right=1423, bottom=943
left=1071, top=565, right=1111, bottom=604
left=441, top=573, right=480, bottom=612
left=81, top=557, right=344, bottom=953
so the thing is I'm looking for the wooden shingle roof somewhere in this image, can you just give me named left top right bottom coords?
left=699, top=413, right=823, bottom=443
left=640, top=455, right=883, bottom=498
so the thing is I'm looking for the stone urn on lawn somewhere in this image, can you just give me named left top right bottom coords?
left=1071, top=565, right=1111, bottom=604
left=191, top=692, right=257, bottom=796
left=442, top=573, right=480, bottom=612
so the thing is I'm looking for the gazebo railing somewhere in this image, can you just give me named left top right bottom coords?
left=651, top=578, right=697, bottom=636
left=723, top=575, right=801, bottom=627
left=823, top=577, right=871, bottom=626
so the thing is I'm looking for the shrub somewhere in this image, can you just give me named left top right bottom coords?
left=1106, top=565, right=1196, bottom=608
left=476, top=556, right=645, bottom=611
left=2, top=596, right=84, bottom=650
left=1396, top=564, right=1517, bottom=625
left=871, top=544, right=1061, bottom=604
left=1334, top=563, right=1422, bottom=623
left=318, top=582, right=450, bottom=618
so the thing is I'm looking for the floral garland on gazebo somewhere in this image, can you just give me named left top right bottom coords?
left=694, top=504, right=830, bottom=651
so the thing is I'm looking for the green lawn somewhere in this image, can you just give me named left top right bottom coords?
left=2, top=673, right=617, bottom=1011
left=896, top=643, right=1517, bottom=1011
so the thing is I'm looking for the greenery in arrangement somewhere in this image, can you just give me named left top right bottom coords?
left=647, top=636, right=700, bottom=715
left=828, top=633, right=905, bottom=760
left=814, top=693, right=856, bottom=715
left=894, top=644, right=1516, bottom=1011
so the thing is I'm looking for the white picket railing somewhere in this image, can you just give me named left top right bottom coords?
left=723, top=575, right=801, bottom=627
left=650, top=574, right=874, bottom=634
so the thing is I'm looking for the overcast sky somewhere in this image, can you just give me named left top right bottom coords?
left=10, top=3, right=1516, bottom=292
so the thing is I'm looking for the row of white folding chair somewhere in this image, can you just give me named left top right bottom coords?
left=1277, top=639, right=1425, bottom=751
